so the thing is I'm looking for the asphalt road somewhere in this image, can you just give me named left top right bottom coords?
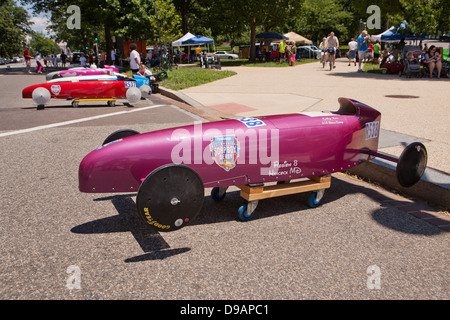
left=0, top=71, right=448, bottom=301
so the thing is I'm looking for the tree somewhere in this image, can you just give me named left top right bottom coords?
left=29, top=31, right=60, bottom=56
left=207, top=0, right=303, bottom=61
left=397, top=0, right=449, bottom=37
left=294, top=0, right=354, bottom=43
left=22, top=0, right=182, bottom=61
left=0, top=0, right=32, bottom=57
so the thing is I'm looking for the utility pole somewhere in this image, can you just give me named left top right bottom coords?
left=153, top=0, right=162, bottom=48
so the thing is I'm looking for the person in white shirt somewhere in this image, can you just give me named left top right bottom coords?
left=347, top=38, right=357, bottom=66
left=326, top=32, right=339, bottom=68
left=35, top=52, right=43, bottom=73
left=111, top=49, right=116, bottom=65
left=129, top=43, right=141, bottom=73
left=80, top=54, right=87, bottom=67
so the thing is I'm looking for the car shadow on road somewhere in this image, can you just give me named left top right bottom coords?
left=195, top=177, right=444, bottom=236
left=70, top=194, right=191, bottom=263
left=71, top=176, right=444, bottom=262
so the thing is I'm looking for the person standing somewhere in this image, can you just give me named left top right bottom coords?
left=80, top=53, right=87, bottom=67
left=347, top=38, right=357, bottom=66
left=357, top=30, right=369, bottom=72
left=195, top=45, right=202, bottom=61
left=60, top=51, right=67, bottom=67
left=24, top=46, right=31, bottom=73
left=111, top=48, right=116, bottom=65
left=129, top=43, right=141, bottom=73
left=288, top=42, right=296, bottom=66
left=373, top=40, right=381, bottom=64
left=279, top=39, right=286, bottom=63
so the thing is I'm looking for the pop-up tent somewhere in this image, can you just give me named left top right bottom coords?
left=371, top=27, right=395, bottom=42
left=172, top=33, right=216, bottom=62
left=371, top=22, right=428, bottom=42
left=283, top=32, right=312, bottom=45
left=172, top=32, right=195, bottom=47
left=182, top=35, right=214, bottom=45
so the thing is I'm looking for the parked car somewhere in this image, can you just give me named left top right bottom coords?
left=213, top=51, right=239, bottom=60
left=0, top=58, right=6, bottom=65
left=297, top=46, right=321, bottom=59
left=439, top=34, right=450, bottom=42
left=71, top=52, right=83, bottom=64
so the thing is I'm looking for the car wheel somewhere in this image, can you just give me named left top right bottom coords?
left=136, top=164, right=204, bottom=232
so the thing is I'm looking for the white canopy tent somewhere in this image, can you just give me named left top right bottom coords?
left=371, top=27, right=395, bottom=42
left=172, top=32, right=195, bottom=47
left=171, top=32, right=216, bottom=62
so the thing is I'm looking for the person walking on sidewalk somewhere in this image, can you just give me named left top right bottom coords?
left=347, top=38, right=357, bottom=66
left=35, top=51, right=43, bottom=73
left=357, top=30, right=369, bottom=72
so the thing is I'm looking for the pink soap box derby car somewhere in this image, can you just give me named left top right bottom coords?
left=78, top=98, right=427, bottom=232
left=46, top=65, right=119, bottom=81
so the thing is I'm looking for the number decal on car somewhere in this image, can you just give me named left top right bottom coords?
left=124, top=81, right=137, bottom=88
left=235, top=117, right=266, bottom=128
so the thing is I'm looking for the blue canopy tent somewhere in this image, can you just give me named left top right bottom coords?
left=182, top=35, right=215, bottom=62
left=380, top=22, right=428, bottom=42
left=182, top=35, right=214, bottom=45
left=172, top=34, right=216, bottom=62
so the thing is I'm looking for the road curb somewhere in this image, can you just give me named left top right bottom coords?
left=158, top=86, right=204, bottom=108
left=347, top=160, right=449, bottom=210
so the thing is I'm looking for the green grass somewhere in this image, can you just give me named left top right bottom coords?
left=159, top=67, right=237, bottom=91
left=363, top=63, right=386, bottom=74
left=220, top=58, right=317, bottom=67
left=124, top=56, right=316, bottom=91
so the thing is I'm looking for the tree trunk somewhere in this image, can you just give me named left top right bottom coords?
left=249, top=17, right=257, bottom=61
left=105, top=25, right=112, bottom=64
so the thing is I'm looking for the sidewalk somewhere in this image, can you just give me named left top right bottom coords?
left=160, top=57, right=450, bottom=209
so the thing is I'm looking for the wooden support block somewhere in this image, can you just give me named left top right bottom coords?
left=237, top=185, right=264, bottom=195
left=237, top=177, right=332, bottom=202
left=309, top=176, right=332, bottom=183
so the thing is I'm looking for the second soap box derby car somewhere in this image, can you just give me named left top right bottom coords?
left=22, top=74, right=151, bottom=108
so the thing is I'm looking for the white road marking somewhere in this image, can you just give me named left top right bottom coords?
left=0, top=104, right=165, bottom=138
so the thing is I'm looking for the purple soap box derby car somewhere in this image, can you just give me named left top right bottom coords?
left=79, top=98, right=427, bottom=232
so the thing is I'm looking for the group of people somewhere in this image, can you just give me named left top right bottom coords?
left=319, top=32, right=340, bottom=68
left=278, top=40, right=297, bottom=66
left=23, top=47, right=68, bottom=74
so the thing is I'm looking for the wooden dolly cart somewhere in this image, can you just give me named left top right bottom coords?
left=211, top=175, right=332, bottom=221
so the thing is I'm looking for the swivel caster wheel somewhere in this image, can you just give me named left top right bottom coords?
left=307, top=190, right=325, bottom=208
left=211, top=186, right=228, bottom=201
left=237, top=201, right=258, bottom=222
